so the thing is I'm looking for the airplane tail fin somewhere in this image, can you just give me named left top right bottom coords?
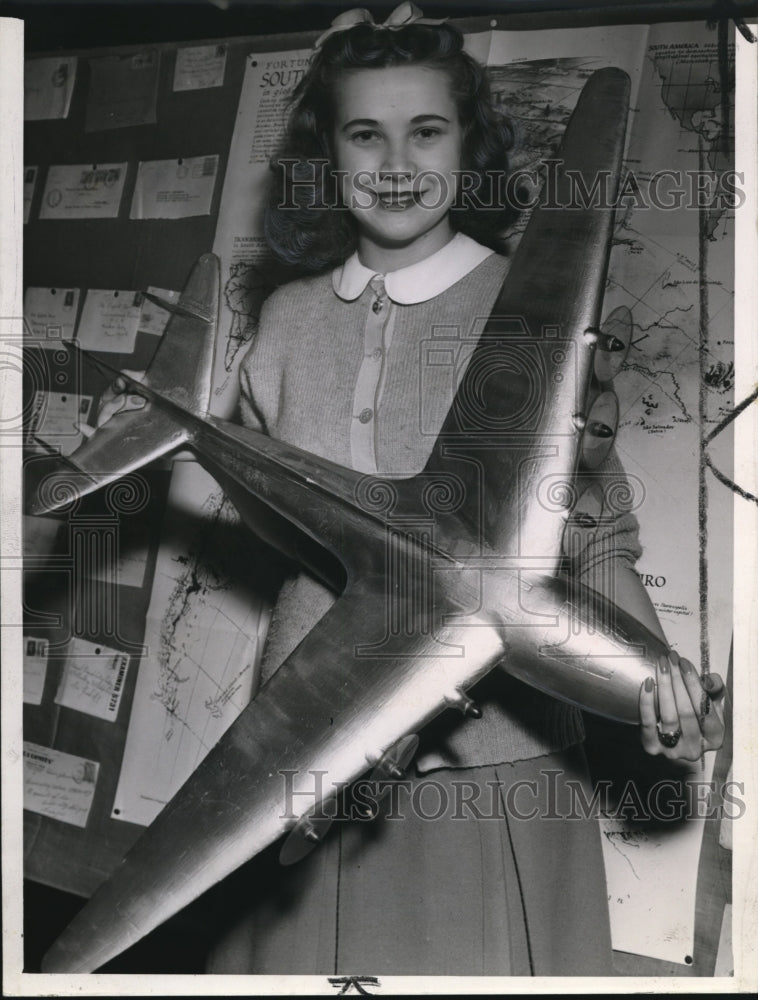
left=137, top=252, right=218, bottom=415
left=26, top=254, right=220, bottom=515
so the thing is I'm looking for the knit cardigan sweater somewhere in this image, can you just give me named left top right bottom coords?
left=238, top=252, right=643, bottom=771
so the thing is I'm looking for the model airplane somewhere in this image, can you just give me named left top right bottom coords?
left=30, top=68, right=666, bottom=973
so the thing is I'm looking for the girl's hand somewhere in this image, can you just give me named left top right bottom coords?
left=638, top=652, right=725, bottom=761
left=80, top=371, right=146, bottom=438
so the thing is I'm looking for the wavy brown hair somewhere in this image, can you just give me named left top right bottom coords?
left=264, top=20, right=518, bottom=271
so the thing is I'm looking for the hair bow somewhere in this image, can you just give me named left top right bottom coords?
left=314, top=3, right=447, bottom=49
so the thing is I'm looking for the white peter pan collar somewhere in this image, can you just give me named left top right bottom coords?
left=332, top=232, right=495, bottom=305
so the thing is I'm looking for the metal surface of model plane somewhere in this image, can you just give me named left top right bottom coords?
left=29, top=69, right=667, bottom=973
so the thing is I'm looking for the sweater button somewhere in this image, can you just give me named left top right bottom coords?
left=358, top=408, right=373, bottom=423
left=372, top=299, right=383, bottom=313
left=372, top=347, right=383, bottom=360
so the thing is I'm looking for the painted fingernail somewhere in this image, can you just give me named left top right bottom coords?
left=679, top=657, right=693, bottom=673
left=704, top=674, right=721, bottom=693
left=669, top=650, right=680, bottom=667
left=644, top=677, right=654, bottom=692
left=659, top=658, right=669, bottom=674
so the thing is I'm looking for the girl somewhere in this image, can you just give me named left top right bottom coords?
left=206, top=4, right=725, bottom=977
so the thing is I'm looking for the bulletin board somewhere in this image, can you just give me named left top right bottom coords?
left=22, top=25, right=323, bottom=899
left=20, top=3, right=745, bottom=978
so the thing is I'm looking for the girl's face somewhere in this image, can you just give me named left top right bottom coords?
left=331, top=64, right=463, bottom=268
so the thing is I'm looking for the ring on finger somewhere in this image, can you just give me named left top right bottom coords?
left=657, top=726, right=682, bottom=748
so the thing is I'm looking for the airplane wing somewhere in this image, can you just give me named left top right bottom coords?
left=423, top=66, right=632, bottom=573
left=41, top=576, right=505, bottom=973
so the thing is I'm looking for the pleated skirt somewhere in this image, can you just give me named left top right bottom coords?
left=206, top=742, right=613, bottom=977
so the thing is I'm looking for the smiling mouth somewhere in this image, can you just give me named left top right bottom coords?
left=376, top=191, right=426, bottom=210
